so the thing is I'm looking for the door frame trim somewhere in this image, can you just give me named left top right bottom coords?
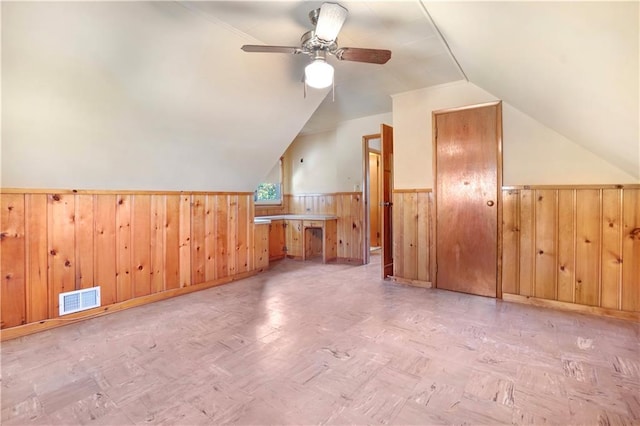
left=432, top=100, right=504, bottom=298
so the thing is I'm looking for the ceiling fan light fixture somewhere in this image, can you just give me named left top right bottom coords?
left=305, top=59, right=334, bottom=89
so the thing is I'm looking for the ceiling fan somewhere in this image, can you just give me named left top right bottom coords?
left=241, top=2, right=392, bottom=90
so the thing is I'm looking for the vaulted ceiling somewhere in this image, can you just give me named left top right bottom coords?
left=2, top=1, right=638, bottom=189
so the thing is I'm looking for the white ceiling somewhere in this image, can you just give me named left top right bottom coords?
left=184, top=1, right=465, bottom=134
left=186, top=0, right=639, bottom=178
left=3, top=1, right=638, bottom=188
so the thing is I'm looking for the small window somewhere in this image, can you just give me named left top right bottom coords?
left=255, top=183, right=282, bottom=204
left=254, top=158, right=283, bottom=205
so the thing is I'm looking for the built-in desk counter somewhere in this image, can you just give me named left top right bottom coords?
left=258, top=215, right=338, bottom=263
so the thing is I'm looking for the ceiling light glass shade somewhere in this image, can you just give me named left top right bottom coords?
left=305, top=59, right=334, bottom=89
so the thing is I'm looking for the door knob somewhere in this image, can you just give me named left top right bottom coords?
left=487, top=200, right=495, bottom=207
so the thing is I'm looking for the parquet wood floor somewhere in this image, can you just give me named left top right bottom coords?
left=2, top=254, right=639, bottom=425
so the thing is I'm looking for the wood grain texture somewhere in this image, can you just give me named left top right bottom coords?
left=25, top=194, right=49, bottom=322
left=179, top=195, right=192, bottom=288
left=518, top=190, right=535, bottom=297
left=191, top=195, right=207, bottom=285
left=132, top=195, right=152, bottom=298
left=434, top=104, right=499, bottom=297
left=150, top=195, right=166, bottom=294
left=74, top=195, right=94, bottom=290
left=390, top=190, right=432, bottom=285
left=601, top=189, right=622, bottom=309
left=48, top=194, right=76, bottom=317
left=501, top=186, right=638, bottom=315
left=501, top=190, right=519, bottom=295
left=94, top=195, right=117, bottom=305
left=622, top=189, right=640, bottom=312
left=1, top=194, right=26, bottom=328
left=204, top=195, right=217, bottom=282
left=534, top=189, right=557, bottom=300
left=575, top=190, right=601, bottom=306
left=557, top=190, right=576, bottom=303
left=254, top=223, right=269, bottom=270
left=0, top=190, right=263, bottom=333
left=165, top=195, right=181, bottom=290
left=115, top=195, right=132, bottom=302
left=264, top=192, right=364, bottom=264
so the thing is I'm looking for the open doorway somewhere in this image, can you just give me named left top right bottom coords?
left=363, top=125, right=393, bottom=276
left=362, top=133, right=381, bottom=265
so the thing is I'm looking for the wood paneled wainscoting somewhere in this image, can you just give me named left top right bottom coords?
left=0, top=189, right=269, bottom=340
left=392, top=189, right=434, bottom=287
left=255, top=192, right=365, bottom=264
left=390, top=186, right=639, bottom=320
left=502, top=185, right=640, bottom=320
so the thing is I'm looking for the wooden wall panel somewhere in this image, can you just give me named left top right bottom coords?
left=25, top=194, right=49, bottom=322
left=416, top=192, right=430, bottom=282
left=191, top=195, right=207, bottom=285
left=0, top=189, right=262, bottom=335
left=501, top=190, right=519, bottom=295
left=48, top=194, right=76, bottom=317
left=237, top=196, right=249, bottom=274
left=575, top=190, right=600, bottom=306
left=204, top=195, right=216, bottom=282
left=164, top=195, right=181, bottom=290
left=601, top=189, right=622, bottom=309
left=557, top=190, right=575, bottom=303
left=215, top=195, right=229, bottom=279
left=132, top=195, right=152, bottom=298
left=391, top=190, right=432, bottom=284
left=94, top=195, right=117, bottom=305
left=501, top=186, right=639, bottom=317
left=75, top=195, right=94, bottom=290
left=1, top=194, right=26, bottom=328
left=518, top=190, right=535, bottom=297
left=534, top=190, right=557, bottom=300
left=179, top=195, right=191, bottom=288
left=622, top=189, right=640, bottom=312
left=227, top=195, right=238, bottom=276
left=254, top=223, right=269, bottom=270
left=116, top=195, right=132, bottom=302
left=150, top=195, right=166, bottom=294
left=392, top=192, right=405, bottom=279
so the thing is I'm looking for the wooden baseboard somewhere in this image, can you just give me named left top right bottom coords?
left=391, top=276, right=432, bottom=288
left=502, top=293, right=640, bottom=321
left=0, top=269, right=261, bottom=342
left=269, top=255, right=286, bottom=262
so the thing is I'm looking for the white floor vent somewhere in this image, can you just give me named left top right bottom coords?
left=59, top=287, right=101, bottom=316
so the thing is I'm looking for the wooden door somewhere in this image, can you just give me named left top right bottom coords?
left=434, top=102, right=502, bottom=297
left=369, top=152, right=381, bottom=247
left=381, top=124, right=394, bottom=278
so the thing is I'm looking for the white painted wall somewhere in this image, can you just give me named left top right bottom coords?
left=283, top=112, right=392, bottom=194
left=2, top=2, right=327, bottom=192
left=392, top=81, right=637, bottom=189
left=284, top=130, right=337, bottom=194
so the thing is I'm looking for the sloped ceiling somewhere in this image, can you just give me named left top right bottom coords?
left=425, top=1, right=639, bottom=179
left=2, top=1, right=638, bottom=190
left=1, top=2, right=329, bottom=191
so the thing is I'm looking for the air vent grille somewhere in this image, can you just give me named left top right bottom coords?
left=59, top=287, right=101, bottom=316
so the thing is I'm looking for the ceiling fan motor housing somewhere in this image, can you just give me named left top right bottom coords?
left=301, top=30, right=338, bottom=56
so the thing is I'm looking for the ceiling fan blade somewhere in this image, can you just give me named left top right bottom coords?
left=241, top=45, right=302, bottom=54
left=335, top=48, right=392, bottom=64
left=315, top=3, right=348, bottom=43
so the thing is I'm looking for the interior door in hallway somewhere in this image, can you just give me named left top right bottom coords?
left=381, top=123, right=394, bottom=278
left=434, top=102, right=502, bottom=297
left=369, top=151, right=381, bottom=248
